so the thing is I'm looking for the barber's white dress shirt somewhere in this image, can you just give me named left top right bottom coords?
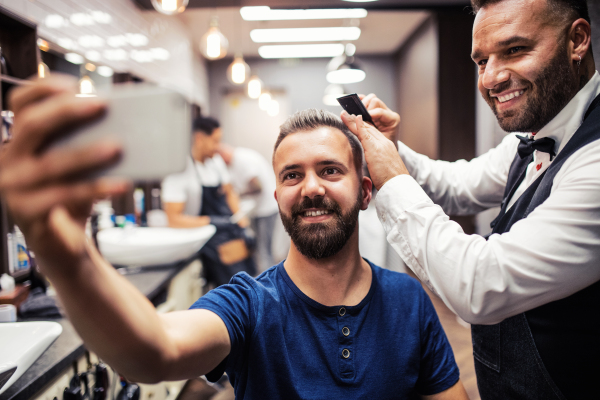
left=376, top=72, right=600, bottom=325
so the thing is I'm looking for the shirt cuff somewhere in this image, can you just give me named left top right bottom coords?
left=375, top=174, right=434, bottom=233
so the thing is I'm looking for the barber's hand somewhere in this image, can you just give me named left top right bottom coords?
left=341, top=111, right=408, bottom=190
left=0, top=76, right=128, bottom=268
left=359, top=93, right=400, bottom=143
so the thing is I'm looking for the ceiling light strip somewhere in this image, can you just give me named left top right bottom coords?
left=241, top=7, right=367, bottom=21
left=258, top=44, right=345, bottom=59
left=251, top=27, right=361, bottom=43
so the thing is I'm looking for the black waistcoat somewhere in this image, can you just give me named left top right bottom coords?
left=471, top=94, right=600, bottom=400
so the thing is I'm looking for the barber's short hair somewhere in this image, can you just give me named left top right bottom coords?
left=193, top=116, right=220, bottom=136
left=274, top=109, right=364, bottom=173
left=471, top=0, right=590, bottom=24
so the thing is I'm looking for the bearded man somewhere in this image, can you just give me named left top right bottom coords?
left=0, top=89, right=468, bottom=398
left=342, top=0, right=599, bottom=399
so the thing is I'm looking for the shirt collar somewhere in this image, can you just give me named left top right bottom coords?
left=535, top=71, right=600, bottom=155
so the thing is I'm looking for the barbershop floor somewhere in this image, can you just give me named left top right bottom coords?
left=179, top=278, right=481, bottom=400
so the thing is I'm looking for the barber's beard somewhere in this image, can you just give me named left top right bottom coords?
left=485, top=45, right=577, bottom=133
left=280, top=192, right=362, bottom=260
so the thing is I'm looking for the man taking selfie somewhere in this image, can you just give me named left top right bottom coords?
left=0, top=86, right=467, bottom=398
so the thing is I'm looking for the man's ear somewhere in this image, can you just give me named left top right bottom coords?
left=274, top=190, right=278, bottom=202
left=569, top=18, right=592, bottom=62
left=361, top=176, right=373, bottom=210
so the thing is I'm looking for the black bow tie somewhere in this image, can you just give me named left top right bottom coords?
left=516, top=135, right=556, bottom=161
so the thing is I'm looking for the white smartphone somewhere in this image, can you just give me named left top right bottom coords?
left=51, top=84, right=191, bottom=180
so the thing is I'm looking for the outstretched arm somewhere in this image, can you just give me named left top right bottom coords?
left=0, top=76, right=230, bottom=382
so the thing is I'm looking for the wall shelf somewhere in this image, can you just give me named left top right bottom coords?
left=1, top=74, right=31, bottom=86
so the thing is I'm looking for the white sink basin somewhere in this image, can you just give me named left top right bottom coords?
left=0, top=321, right=62, bottom=395
left=97, top=226, right=216, bottom=267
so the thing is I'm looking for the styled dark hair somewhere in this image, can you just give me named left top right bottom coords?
left=273, top=109, right=364, bottom=173
left=471, top=0, right=590, bottom=23
left=193, top=116, right=220, bottom=136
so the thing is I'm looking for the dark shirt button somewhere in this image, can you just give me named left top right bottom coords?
left=342, top=349, right=350, bottom=359
left=339, top=307, right=346, bottom=316
left=342, top=327, right=350, bottom=336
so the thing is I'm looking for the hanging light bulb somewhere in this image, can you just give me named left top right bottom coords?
left=227, top=54, right=250, bottom=85
left=200, top=17, right=229, bottom=60
left=150, top=0, right=189, bottom=15
left=38, top=62, right=50, bottom=79
left=76, top=75, right=97, bottom=97
left=247, top=75, right=263, bottom=99
left=259, top=92, right=271, bottom=110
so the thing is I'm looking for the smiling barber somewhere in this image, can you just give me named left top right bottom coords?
left=342, top=0, right=600, bottom=399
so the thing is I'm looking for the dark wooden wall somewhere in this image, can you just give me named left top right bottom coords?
left=437, top=9, right=476, bottom=163
left=590, top=1, right=600, bottom=64
left=436, top=9, right=477, bottom=234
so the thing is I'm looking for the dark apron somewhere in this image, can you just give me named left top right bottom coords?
left=197, top=180, right=256, bottom=287
left=472, top=94, right=600, bottom=399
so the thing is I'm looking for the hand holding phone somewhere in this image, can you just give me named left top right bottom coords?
left=336, top=93, right=374, bottom=125
left=50, top=84, right=191, bottom=180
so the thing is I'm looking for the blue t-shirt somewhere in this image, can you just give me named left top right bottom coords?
left=191, top=260, right=459, bottom=399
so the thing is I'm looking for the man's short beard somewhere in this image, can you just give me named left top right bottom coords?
left=486, top=44, right=577, bottom=133
left=280, top=192, right=362, bottom=260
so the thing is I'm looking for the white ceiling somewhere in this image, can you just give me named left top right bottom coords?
left=176, top=7, right=430, bottom=58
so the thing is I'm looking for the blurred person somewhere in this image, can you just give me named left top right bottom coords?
left=342, top=0, right=600, bottom=398
left=162, top=116, right=255, bottom=287
left=0, top=87, right=468, bottom=399
left=217, top=143, right=279, bottom=272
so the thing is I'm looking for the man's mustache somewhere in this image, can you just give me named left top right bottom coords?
left=291, top=196, right=339, bottom=219
left=488, top=80, right=528, bottom=97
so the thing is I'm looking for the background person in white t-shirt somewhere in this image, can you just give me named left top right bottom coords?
left=218, top=144, right=282, bottom=272
left=162, top=116, right=255, bottom=287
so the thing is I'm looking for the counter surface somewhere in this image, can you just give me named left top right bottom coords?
left=0, top=262, right=189, bottom=400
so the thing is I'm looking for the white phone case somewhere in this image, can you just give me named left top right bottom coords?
left=52, top=84, right=191, bottom=180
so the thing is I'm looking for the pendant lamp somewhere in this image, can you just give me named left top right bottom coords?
left=150, top=0, right=189, bottom=15
left=228, top=55, right=250, bottom=85
left=247, top=75, right=263, bottom=98
left=200, top=17, right=229, bottom=60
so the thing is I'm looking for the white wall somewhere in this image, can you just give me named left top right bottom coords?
left=219, top=93, right=290, bottom=162
left=0, top=0, right=209, bottom=108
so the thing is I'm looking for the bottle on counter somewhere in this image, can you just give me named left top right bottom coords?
left=7, top=231, right=15, bottom=274
left=7, top=226, right=30, bottom=274
left=133, top=188, right=145, bottom=226
left=147, top=188, right=168, bottom=227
